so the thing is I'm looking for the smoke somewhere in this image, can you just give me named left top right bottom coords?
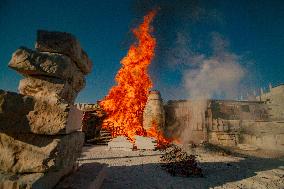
left=183, top=33, right=246, bottom=99
left=170, top=32, right=247, bottom=144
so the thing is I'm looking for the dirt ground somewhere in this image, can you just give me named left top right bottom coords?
left=76, top=145, right=284, bottom=189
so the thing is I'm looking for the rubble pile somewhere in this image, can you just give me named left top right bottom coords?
left=0, top=30, right=92, bottom=189
left=161, top=145, right=203, bottom=177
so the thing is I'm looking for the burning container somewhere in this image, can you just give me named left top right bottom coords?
left=143, top=90, right=165, bottom=131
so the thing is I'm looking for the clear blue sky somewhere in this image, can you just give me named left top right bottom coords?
left=0, top=0, right=283, bottom=102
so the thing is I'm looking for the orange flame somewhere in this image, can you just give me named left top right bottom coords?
left=147, top=120, right=171, bottom=147
left=100, top=10, right=170, bottom=145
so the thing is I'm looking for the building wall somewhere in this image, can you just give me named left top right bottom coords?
left=164, top=100, right=207, bottom=144
left=164, top=86, right=284, bottom=151
left=256, top=85, right=284, bottom=120
left=240, top=120, right=284, bottom=151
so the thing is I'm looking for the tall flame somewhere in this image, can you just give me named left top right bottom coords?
left=100, top=11, right=157, bottom=141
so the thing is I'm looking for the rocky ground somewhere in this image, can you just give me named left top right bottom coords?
left=68, top=145, right=284, bottom=189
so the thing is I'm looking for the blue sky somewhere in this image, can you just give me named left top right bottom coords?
left=0, top=0, right=283, bottom=102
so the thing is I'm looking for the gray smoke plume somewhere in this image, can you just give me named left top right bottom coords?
left=183, top=33, right=246, bottom=99
left=170, top=32, right=246, bottom=144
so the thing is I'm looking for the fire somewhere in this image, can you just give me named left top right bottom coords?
left=100, top=10, right=170, bottom=144
left=147, top=120, right=171, bottom=147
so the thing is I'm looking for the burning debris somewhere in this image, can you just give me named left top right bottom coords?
left=161, top=145, right=203, bottom=177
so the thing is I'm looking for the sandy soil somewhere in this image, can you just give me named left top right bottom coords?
left=77, top=145, right=284, bottom=189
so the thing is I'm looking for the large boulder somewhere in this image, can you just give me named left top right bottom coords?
left=0, top=131, right=84, bottom=173
left=18, top=76, right=83, bottom=104
left=35, top=30, right=92, bottom=74
left=8, top=47, right=85, bottom=89
left=0, top=90, right=83, bottom=135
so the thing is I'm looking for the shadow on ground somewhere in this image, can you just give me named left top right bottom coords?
left=105, top=159, right=283, bottom=188
left=76, top=153, right=284, bottom=189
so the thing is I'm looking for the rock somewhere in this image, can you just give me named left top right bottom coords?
left=0, top=164, right=75, bottom=189
left=134, top=135, right=157, bottom=150
left=18, top=76, right=82, bottom=104
left=0, top=90, right=83, bottom=135
left=8, top=47, right=85, bottom=89
left=0, top=131, right=84, bottom=173
left=35, top=30, right=92, bottom=74
left=55, top=163, right=107, bottom=189
left=108, top=136, right=133, bottom=151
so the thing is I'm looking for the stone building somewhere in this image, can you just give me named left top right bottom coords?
left=164, top=85, right=284, bottom=152
left=256, top=84, right=284, bottom=120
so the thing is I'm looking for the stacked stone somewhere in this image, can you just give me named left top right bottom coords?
left=0, top=30, right=92, bottom=189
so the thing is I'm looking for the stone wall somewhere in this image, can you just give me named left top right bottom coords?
left=240, top=120, right=284, bottom=151
left=164, top=94, right=284, bottom=151
left=164, top=100, right=207, bottom=143
left=256, top=85, right=284, bottom=121
left=0, top=30, right=92, bottom=189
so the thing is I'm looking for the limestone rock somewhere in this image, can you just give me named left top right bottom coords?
left=8, top=47, right=85, bottom=89
left=18, top=77, right=83, bottom=104
left=0, top=164, right=75, bottom=189
left=108, top=136, right=133, bottom=151
left=0, top=131, right=84, bottom=173
left=35, top=30, right=92, bottom=74
left=134, top=135, right=157, bottom=150
left=0, top=90, right=83, bottom=135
